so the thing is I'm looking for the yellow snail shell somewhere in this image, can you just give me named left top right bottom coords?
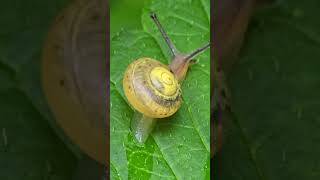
left=123, top=58, right=181, bottom=118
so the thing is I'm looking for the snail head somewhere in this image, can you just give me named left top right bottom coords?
left=150, top=12, right=210, bottom=81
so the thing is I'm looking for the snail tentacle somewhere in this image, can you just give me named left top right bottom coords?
left=184, top=43, right=210, bottom=61
left=150, top=12, right=179, bottom=58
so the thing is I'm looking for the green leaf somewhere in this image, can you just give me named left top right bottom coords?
left=110, top=0, right=210, bottom=179
left=214, top=0, right=320, bottom=179
left=110, top=0, right=148, bottom=38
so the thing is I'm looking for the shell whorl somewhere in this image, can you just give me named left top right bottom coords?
left=123, top=58, right=181, bottom=118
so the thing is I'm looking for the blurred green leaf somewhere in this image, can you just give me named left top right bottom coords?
left=0, top=0, right=77, bottom=179
left=214, top=0, right=320, bottom=179
left=110, top=0, right=210, bottom=179
left=110, top=0, right=148, bottom=38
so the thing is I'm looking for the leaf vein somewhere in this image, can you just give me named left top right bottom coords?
left=183, top=97, right=210, bottom=152
left=168, top=14, right=208, bottom=31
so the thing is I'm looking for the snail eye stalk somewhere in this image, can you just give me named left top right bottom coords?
left=150, top=12, right=210, bottom=62
left=184, top=43, right=210, bottom=61
left=150, top=12, right=178, bottom=57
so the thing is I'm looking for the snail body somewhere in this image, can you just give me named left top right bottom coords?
left=123, top=13, right=209, bottom=143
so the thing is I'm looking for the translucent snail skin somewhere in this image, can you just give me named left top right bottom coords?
left=122, top=13, right=210, bottom=143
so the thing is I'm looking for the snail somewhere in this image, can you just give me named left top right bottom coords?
left=123, top=13, right=210, bottom=144
left=211, top=0, right=272, bottom=157
left=42, top=0, right=107, bottom=178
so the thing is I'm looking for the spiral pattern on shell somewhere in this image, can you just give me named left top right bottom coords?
left=123, top=58, right=181, bottom=118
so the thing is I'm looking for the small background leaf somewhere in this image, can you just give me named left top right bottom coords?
left=110, top=0, right=210, bottom=179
